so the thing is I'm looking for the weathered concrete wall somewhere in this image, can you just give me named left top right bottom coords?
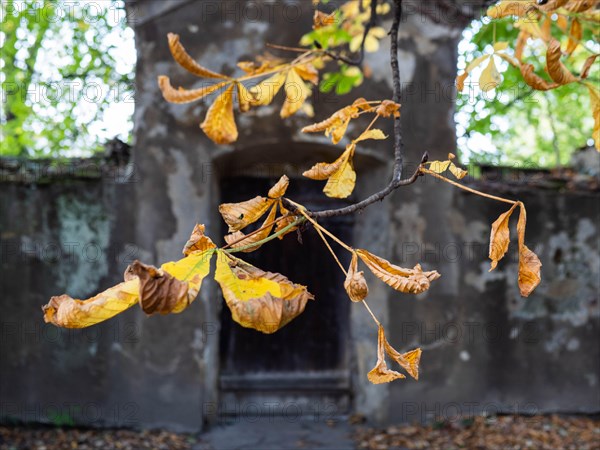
left=1, top=0, right=598, bottom=433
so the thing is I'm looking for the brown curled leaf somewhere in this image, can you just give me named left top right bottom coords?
left=546, top=38, right=579, bottom=85
left=515, top=30, right=529, bottom=61
left=344, top=253, right=369, bottom=302
left=214, top=252, right=314, bottom=334
left=564, top=0, right=599, bottom=13
left=516, top=203, right=542, bottom=297
left=356, top=249, right=441, bottom=294
left=581, top=54, right=599, bottom=79
left=126, top=261, right=190, bottom=315
left=167, top=33, right=228, bottom=79
left=158, top=76, right=229, bottom=104
left=183, top=224, right=217, bottom=256
left=489, top=203, right=519, bottom=271
left=375, top=100, right=401, bottom=118
left=219, top=196, right=275, bottom=232
left=313, top=10, right=336, bottom=29
left=520, top=63, right=559, bottom=91
left=200, top=84, right=238, bottom=144
left=274, top=204, right=299, bottom=239
left=224, top=203, right=278, bottom=253
left=301, top=103, right=361, bottom=144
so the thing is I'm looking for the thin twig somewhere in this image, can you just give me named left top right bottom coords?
left=309, top=153, right=427, bottom=219
left=390, top=0, right=404, bottom=182
left=305, top=0, right=417, bottom=220
left=323, top=0, right=378, bottom=66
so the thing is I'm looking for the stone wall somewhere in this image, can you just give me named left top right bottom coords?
left=1, top=0, right=598, bottom=432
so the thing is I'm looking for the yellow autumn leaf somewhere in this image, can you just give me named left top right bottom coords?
left=515, top=17, right=545, bottom=41
left=427, top=160, right=468, bottom=179
left=158, top=76, right=230, bottom=104
left=356, top=249, right=441, bottom=294
left=267, top=175, right=290, bottom=199
left=43, top=249, right=215, bottom=328
left=489, top=203, right=518, bottom=271
left=457, top=55, right=491, bottom=91
left=324, top=156, right=356, bottom=199
left=294, top=63, right=319, bottom=85
left=487, top=1, right=536, bottom=19
left=383, top=334, right=422, bottom=380
left=236, top=82, right=252, bottom=112
left=249, top=71, right=286, bottom=106
left=375, top=100, right=401, bottom=118
left=219, top=196, right=275, bottom=232
left=200, top=84, right=238, bottom=144
left=344, top=253, right=369, bottom=302
left=214, top=251, right=314, bottom=334
left=281, top=68, right=312, bottom=118
left=546, top=39, right=579, bottom=85
left=516, top=203, right=542, bottom=297
left=586, top=83, right=600, bottom=150
left=479, top=57, right=501, bottom=92
left=43, top=279, right=140, bottom=328
left=565, top=19, right=582, bottom=56
left=354, top=129, right=387, bottom=143
left=167, top=33, right=229, bottom=79
left=309, top=145, right=358, bottom=199
left=428, top=160, right=451, bottom=174
left=368, top=325, right=406, bottom=384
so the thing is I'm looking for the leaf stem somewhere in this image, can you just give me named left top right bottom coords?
left=221, top=212, right=289, bottom=250
left=421, top=168, right=518, bottom=205
left=313, top=223, right=348, bottom=276
left=225, top=217, right=306, bottom=254
left=294, top=206, right=354, bottom=252
left=362, top=299, right=381, bottom=326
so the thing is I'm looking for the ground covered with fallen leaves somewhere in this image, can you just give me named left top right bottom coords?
left=354, top=415, right=600, bottom=450
left=1, top=415, right=598, bottom=450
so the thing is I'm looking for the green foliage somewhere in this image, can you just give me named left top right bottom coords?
left=0, top=0, right=135, bottom=159
left=456, top=18, right=598, bottom=168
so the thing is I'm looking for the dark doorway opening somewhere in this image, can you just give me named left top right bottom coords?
left=218, top=176, right=353, bottom=416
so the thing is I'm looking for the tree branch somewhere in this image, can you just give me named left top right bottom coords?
left=303, top=0, right=417, bottom=219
